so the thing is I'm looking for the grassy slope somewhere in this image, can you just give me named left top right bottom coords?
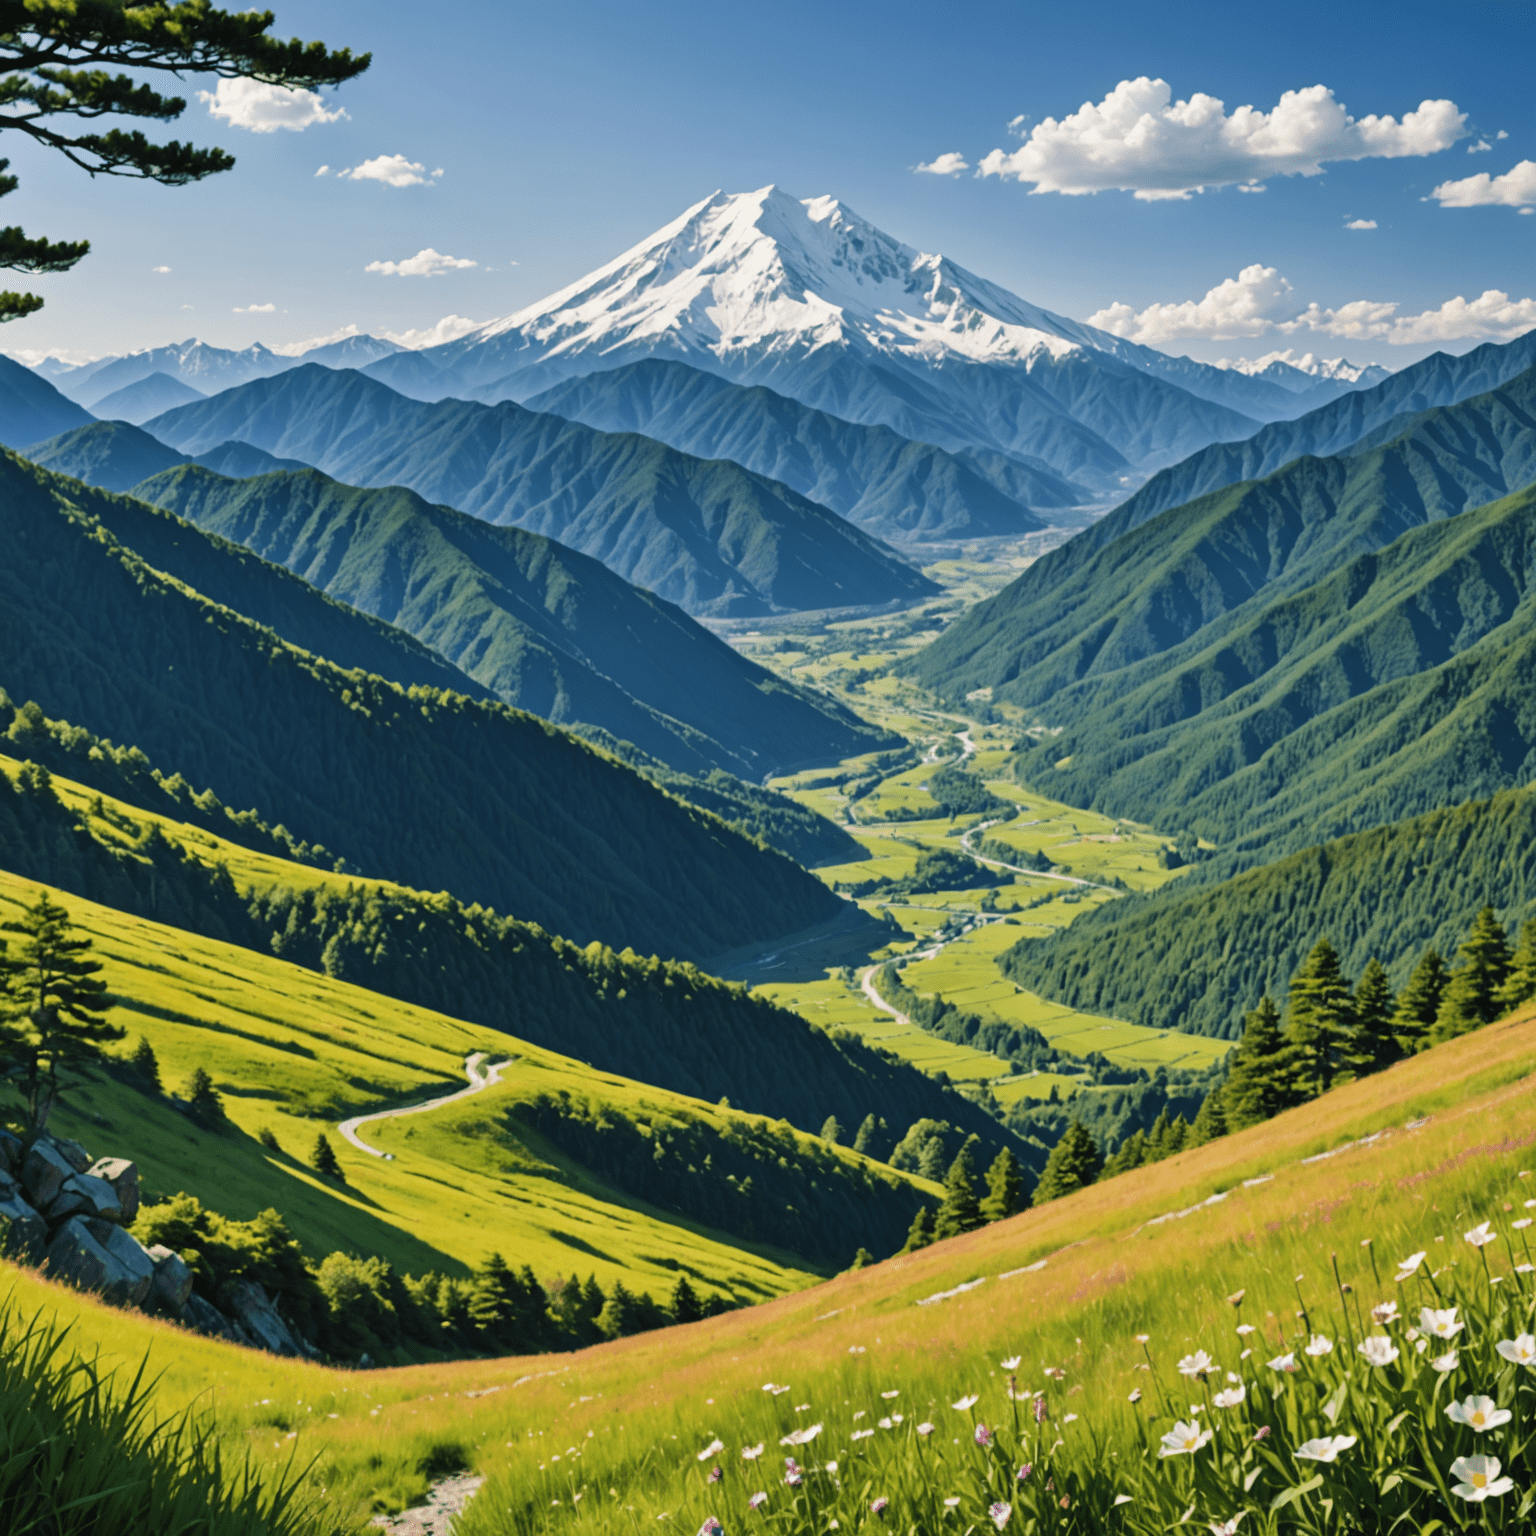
left=9, top=1003, right=1533, bottom=1528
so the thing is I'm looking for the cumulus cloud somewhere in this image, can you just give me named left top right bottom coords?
left=339, top=155, right=432, bottom=188
left=1345, top=218, right=1377, bottom=229
left=914, top=152, right=970, bottom=176
left=232, top=302, right=276, bottom=313
left=1284, top=289, right=1536, bottom=344
left=977, top=78, right=1466, bottom=199
left=1430, top=159, right=1536, bottom=210
left=1087, top=264, right=1295, bottom=343
left=152, top=264, right=172, bottom=272
left=365, top=248, right=477, bottom=277
left=381, top=313, right=487, bottom=349
left=199, top=78, right=346, bottom=133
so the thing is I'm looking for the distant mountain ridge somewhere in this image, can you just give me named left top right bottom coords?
left=0, top=354, right=93, bottom=447
left=25, top=418, right=308, bottom=492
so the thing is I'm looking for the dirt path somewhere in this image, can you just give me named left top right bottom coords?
left=371, top=1474, right=485, bottom=1534
left=339, top=1052, right=512, bottom=1160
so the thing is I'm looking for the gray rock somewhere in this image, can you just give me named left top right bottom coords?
left=0, top=1193, right=46, bottom=1263
left=21, top=1141, right=76, bottom=1208
left=0, top=1128, right=22, bottom=1175
left=146, top=1245, right=194, bottom=1312
left=182, top=1291, right=239, bottom=1341
left=47, top=1135, right=92, bottom=1173
left=47, top=1173, right=122, bottom=1226
left=0, top=1168, right=17, bottom=1201
left=222, top=1278, right=303, bottom=1356
left=45, top=1216, right=155, bottom=1306
left=85, top=1157, right=140, bottom=1225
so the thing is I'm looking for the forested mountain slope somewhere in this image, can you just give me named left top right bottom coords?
left=908, top=366, right=1536, bottom=707
left=0, top=353, right=92, bottom=446
left=131, top=464, right=888, bottom=779
left=1000, top=785, right=1536, bottom=1039
left=144, top=366, right=937, bottom=616
left=27, top=418, right=311, bottom=492
left=0, top=451, right=838, bottom=958
left=525, top=358, right=1071, bottom=539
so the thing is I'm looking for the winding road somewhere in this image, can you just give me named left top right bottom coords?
left=338, top=1052, right=513, bottom=1160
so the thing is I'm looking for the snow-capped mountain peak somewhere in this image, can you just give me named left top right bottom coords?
left=1212, top=349, right=1391, bottom=389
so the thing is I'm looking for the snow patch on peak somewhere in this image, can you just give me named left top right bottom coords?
left=1212, top=349, right=1392, bottom=387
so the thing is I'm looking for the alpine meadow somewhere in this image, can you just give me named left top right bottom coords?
left=1, top=4, right=1535, bottom=1534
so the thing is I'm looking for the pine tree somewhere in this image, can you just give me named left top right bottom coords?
left=1102, top=1129, right=1147, bottom=1177
left=596, top=1280, right=639, bottom=1339
left=468, top=1253, right=513, bottom=1337
left=1161, top=1115, right=1189, bottom=1158
left=934, top=1136, right=984, bottom=1239
left=847, top=1247, right=874, bottom=1270
left=1351, top=958, right=1399, bottom=1074
left=1393, top=949, right=1449, bottom=1054
left=1143, top=1108, right=1172, bottom=1162
left=1223, top=997, right=1296, bottom=1130
left=310, top=1131, right=342, bottom=1179
left=1285, top=939, right=1355, bottom=1094
left=852, top=1114, right=880, bottom=1155
left=1499, top=922, right=1536, bottom=1011
left=917, top=1134, right=949, bottom=1182
left=901, top=1206, right=935, bottom=1253
left=1032, top=1122, right=1101, bottom=1206
left=671, top=1275, right=702, bottom=1324
left=1433, top=906, right=1513, bottom=1042
left=130, top=1035, right=161, bottom=1092
left=980, top=1147, right=1025, bottom=1222
left=819, top=1115, right=842, bottom=1144
left=0, top=891, right=123, bottom=1133
left=185, top=1066, right=224, bottom=1124
left=1186, top=1088, right=1228, bottom=1148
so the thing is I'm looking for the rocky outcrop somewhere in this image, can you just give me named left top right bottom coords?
left=45, top=1215, right=156, bottom=1307
left=21, top=1141, right=76, bottom=1209
left=86, top=1157, right=141, bottom=1224
left=146, top=1244, right=194, bottom=1313
left=0, top=1190, right=47, bottom=1263
left=222, top=1278, right=308, bottom=1357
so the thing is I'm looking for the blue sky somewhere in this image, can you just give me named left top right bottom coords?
left=5, top=0, right=1532, bottom=367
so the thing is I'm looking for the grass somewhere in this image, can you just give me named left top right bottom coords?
left=6, top=1005, right=1534, bottom=1531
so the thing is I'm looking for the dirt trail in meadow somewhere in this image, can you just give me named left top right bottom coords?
left=338, top=1053, right=512, bottom=1159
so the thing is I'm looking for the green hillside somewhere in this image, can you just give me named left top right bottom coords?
left=0, top=450, right=838, bottom=959
left=144, top=366, right=939, bottom=616
left=129, top=462, right=888, bottom=779
left=908, top=364, right=1536, bottom=707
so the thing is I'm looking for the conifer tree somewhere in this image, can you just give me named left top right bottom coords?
left=934, top=1136, right=984, bottom=1239
left=670, top=1275, right=702, bottom=1324
left=1032, top=1122, right=1101, bottom=1206
left=901, top=1205, right=935, bottom=1253
left=1223, top=997, right=1295, bottom=1130
left=310, top=1131, right=342, bottom=1179
left=468, top=1253, right=513, bottom=1336
left=1393, top=949, right=1449, bottom=1054
left=819, top=1115, right=842, bottom=1144
left=1285, top=939, right=1355, bottom=1094
left=1187, top=1087, right=1228, bottom=1148
left=852, top=1114, right=880, bottom=1155
left=596, top=1280, right=638, bottom=1339
left=1433, top=906, right=1513, bottom=1042
left=1351, top=958, right=1400, bottom=1074
left=185, top=1066, right=225, bottom=1125
left=848, top=1247, right=874, bottom=1270
left=1496, top=921, right=1536, bottom=1012
left=1161, top=1115, right=1189, bottom=1158
left=980, top=1147, right=1025, bottom=1222
left=1144, top=1108, right=1172, bottom=1162
left=1102, top=1128, right=1147, bottom=1177
left=130, top=1034, right=161, bottom=1092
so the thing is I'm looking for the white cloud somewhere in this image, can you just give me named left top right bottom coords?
left=1344, top=218, right=1377, bottom=229
left=339, top=154, right=432, bottom=188
left=315, top=165, right=330, bottom=177
left=152, top=264, right=172, bottom=272
left=1468, top=139, right=1492, bottom=153
left=382, top=313, right=487, bottom=349
left=914, top=152, right=970, bottom=177
left=1430, top=159, right=1536, bottom=210
left=977, top=78, right=1466, bottom=199
left=233, top=302, right=276, bottom=313
left=1087, top=263, right=1294, bottom=343
left=198, top=78, right=346, bottom=134
left=365, top=248, right=477, bottom=278
left=1284, top=289, right=1536, bottom=344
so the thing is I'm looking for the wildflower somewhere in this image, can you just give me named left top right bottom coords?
left=1514, top=1219, right=1532, bottom=1231
left=1267, top=1352, right=1298, bottom=1373
left=1000, top=1356, right=1021, bottom=1371
left=708, top=1466, right=722, bottom=1484
left=952, top=1395, right=979, bottom=1412
left=1016, top=1464, right=1032, bottom=1482
left=1466, top=1221, right=1498, bottom=1247
left=1357, top=1336, right=1399, bottom=1367
left=1520, top=1264, right=1536, bottom=1275
left=1395, top=1251, right=1428, bottom=1280
left=870, top=1497, right=888, bottom=1516
left=825, top=1461, right=837, bottom=1474
left=989, top=1501, right=1012, bottom=1529
left=1209, top=1519, right=1246, bottom=1536
left=1305, top=1335, right=1334, bottom=1357
left=1063, top=1412, right=1079, bottom=1423
left=1227, top=1289, right=1246, bottom=1306
left=784, top=1464, right=802, bottom=1489
left=748, top=1493, right=767, bottom=1511
left=975, top=1424, right=993, bottom=1447
left=1235, top=1323, right=1256, bottom=1336
left=1446, top=1395, right=1512, bottom=1432
left=1433, top=1350, right=1460, bottom=1373
left=1495, top=1334, right=1536, bottom=1367
left=880, top=1389, right=899, bottom=1399
left=851, top=1430, right=874, bottom=1441
left=916, top=1423, right=935, bottom=1437
left=1450, top=1454, right=1514, bottom=1502
left=1295, top=1435, right=1358, bottom=1463
left=699, top=1520, right=723, bottom=1536
left=1253, top=1426, right=1271, bottom=1442
left=1214, top=1384, right=1246, bottom=1408
left=1421, top=1307, right=1464, bottom=1340
left=878, top=1418, right=892, bottom=1430
left=1127, top=1389, right=1142, bottom=1403
left=779, top=1425, right=822, bottom=1447
left=1114, top=1495, right=1132, bottom=1507
left=1135, top=1333, right=1150, bottom=1343
left=742, top=1445, right=764, bottom=1461
left=1177, top=1350, right=1215, bottom=1377
left=944, top=1498, right=961, bottom=1509
left=699, top=1440, right=725, bottom=1461
left=890, top=1414, right=903, bottom=1425
left=794, top=1404, right=810, bottom=1413
left=1158, top=1421, right=1213, bottom=1456
left=1371, top=1302, right=1399, bottom=1325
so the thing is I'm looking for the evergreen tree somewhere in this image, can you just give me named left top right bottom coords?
left=310, top=1131, right=342, bottom=1179
left=1499, top=921, right=1536, bottom=1011
left=1102, top=1129, right=1146, bottom=1177
left=1143, top=1108, right=1172, bottom=1162
left=1393, top=949, right=1449, bottom=1054
left=185, top=1066, right=224, bottom=1124
left=596, top=1280, right=639, bottom=1340
left=934, top=1136, right=985, bottom=1239
left=1161, top=1115, right=1189, bottom=1158
left=819, top=1115, right=842, bottom=1144
left=852, top=1114, right=879, bottom=1155
left=1285, top=939, right=1355, bottom=1094
left=130, top=1034, right=161, bottom=1092
left=980, top=1147, right=1025, bottom=1222
left=900, top=1205, right=935, bottom=1253
left=468, top=1253, right=513, bottom=1337
left=1032, top=1122, right=1101, bottom=1206
left=847, top=1247, right=874, bottom=1270
left=670, top=1275, right=702, bottom=1324
left=1223, top=997, right=1296, bottom=1130
left=1351, top=958, right=1399, bottom=1074
left=1433, top=906, right=1513, bottom=1042
left=1186, top=1088, right=1228, bottom=1148
left=0, top=891, right=123, bottom=1133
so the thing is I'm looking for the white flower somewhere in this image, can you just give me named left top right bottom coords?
left=1158, top=1421, right=1212, bottom=1457
left=944, top=1498, right=961, bottom=1509
left=1268, top=1352, right=1298, bottom=1373
left=1213, top=1384, right=1246, bottom=1408
left=878, top=1418, right=892, bottom=1430
left=1519, top=1264, right=1536, bottom=1275
left=1000, top=1356, right=1021, bottom=1371
left=1128, top=1389, right=1142, bottom=1403
left=951, top=1395, right=979, bottom=1411
left=779, top=1424, right=822, bottom=1446
left=916, top=1423, right=935, bottom=1436
left=1235, top=1323, right=1256, bottom=1336
left=1177, top=1350, right=1215, bottom=1377
left=1305, top=1335, right=1334, bottom=1357
left=891, top=1414, right=903, bottom=1424
left=1513, top=1218, right=1532, bottom=1230
left=1135, top=1334, right=1150, bottom=1343
left=1446, top=1395, right=1512, bottom=1433
left=697, top=1439, right=725, bottom=1461
left=1433, top=1350, right=1460, bottom=1373
left=742, top=1444, right=764, bottom=1461
left=1063, top=1412, right=1079, bottom=1423
left=851, top=1429, right=874, bottom=1441
left=1295, top=1435, right=1358, bottom=1463
left=1113, top=1495, right=1132, bottom=1507
left=881, top=1390, right=900, bottom=1399
left=1371, top=1302, right=1399, bottom=1325
left=1209, top=1519, right=1245, bottom=1536
left=1451, top=1454, right=1514, bottom=1502
left=1358, top=1336, right=1399, bottom=1367
left=1464, top=1222, right=1498, bottom=1248
left=1395, top=1250, right=1428, bottom=1279
left=1421, top=1307, right=1465, bottom=1340
left=1495, top=1334, right=1536, bottom=1366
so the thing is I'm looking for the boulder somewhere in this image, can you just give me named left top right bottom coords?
left=0, top=1128, right=22, bottom=1175
left=222, top=1278, right=303, bottom=1356
left=0, top=1193, right=46, bottom=1263
left=182, top=1291, right=240, bottom=1342
left=84, top=1158, right=139, bottom=1224
left=21, top=1141, right=75, bottom=1208
left=47, top=1173, right=122, bottom=1226
left=45, top=1216, right=155, bottom=1307
left=146, top=1245, right=194, bottom=1313
left=47, top=1136, right=92, bottom=1173
left=0, top=1168, right=17, bottom=1202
